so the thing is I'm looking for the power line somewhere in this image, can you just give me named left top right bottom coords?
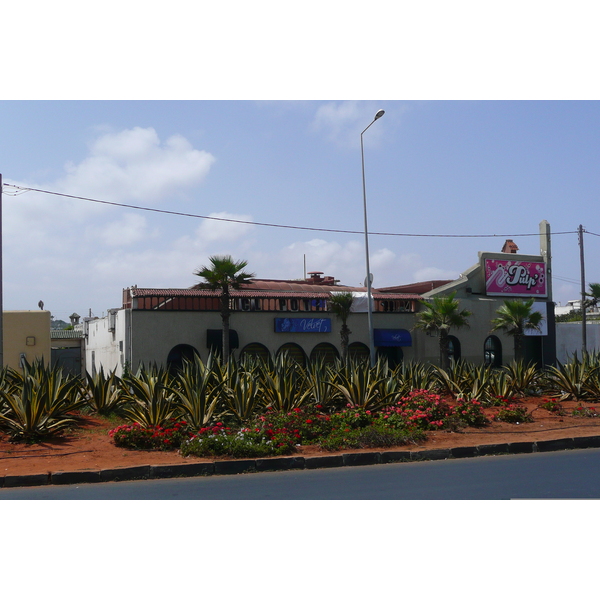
left=1, top=182, right=580, bottom=240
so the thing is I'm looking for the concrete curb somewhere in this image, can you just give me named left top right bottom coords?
left=2, top=434, right=600, bottom=489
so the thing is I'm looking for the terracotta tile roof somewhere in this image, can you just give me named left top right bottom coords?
left=127, top=286, right=421, bottom=301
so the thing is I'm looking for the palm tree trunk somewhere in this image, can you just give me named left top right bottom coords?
left=439, top=330, right=450, bottom=370
left=221, top=285, right=231, bottom=362
left=514, top=335, right=523, bottom=363
left=340, top=323, right=350, bottom=362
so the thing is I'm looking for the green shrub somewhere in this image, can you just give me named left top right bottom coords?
left=180, top=428, right=286, bottom=458
left=495, top=403, right=533, bottom=424
left=320, top=422, right=425, bottom=452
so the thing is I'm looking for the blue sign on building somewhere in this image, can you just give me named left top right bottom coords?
left=274, top=318, right=332, bottom=333
left=374, top=329, right=412, bottom=347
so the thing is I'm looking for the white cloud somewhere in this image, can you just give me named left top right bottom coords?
left=56, top=126, right=215, bottom=204
left=2, top=127, right=219, bottom=317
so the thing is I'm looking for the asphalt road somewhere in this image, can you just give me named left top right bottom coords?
left=3, top=447, right=600, bottom=499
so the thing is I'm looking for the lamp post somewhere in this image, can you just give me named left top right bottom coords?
left=360, top=109, right=385, bottom=367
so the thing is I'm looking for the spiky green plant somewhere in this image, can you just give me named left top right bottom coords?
left=541, top=357, right=600, bottom=401
left=486, top=369, right=515, bottom=402
left=261, top=353, right=312, bottom=411
left=394, top=361, right=436, bottom=393
left=84, top=367, right=126, bottom=416
left=502, top=360, right=541, bottom=398
left=0, top=361, right=86, bottom=441
left=223, top=371, right=264, bottom=424
left=329, top=361, right=393, bottom=411
left=305, top=357, right=339, bottom=409
left=120, top=365, right=178, bottom=428
left=168, top=355, right=224, bottom=429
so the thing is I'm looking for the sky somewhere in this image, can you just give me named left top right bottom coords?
left=1, top=5, right=599, bottom=326
left=1, top=100, right=599, bottom=321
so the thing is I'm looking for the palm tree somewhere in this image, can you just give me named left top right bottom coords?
left=194, top=255, right=255, bottom=362
left=585, top=283, right=600, bottom=311
left=490, top=298, right=544, bottom=362
left=413, top=292, right=472, bottom=370
left=329, top=292, right=354, bottom=362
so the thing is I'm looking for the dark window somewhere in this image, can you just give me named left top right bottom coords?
left=484, top=335, right=502, bottom=367
left=310, top=343, right=339, bottom=365
left=167, top=344, right=200, bottom=373
left=447, top=336, right=461, bottom=363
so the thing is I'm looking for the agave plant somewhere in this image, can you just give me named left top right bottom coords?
left=168, top=355, right=224, bottom=429
left=0, top=362, right=86, bottom=441
left=502, top=361, right=541, bottom=398
left=304, top=357, right=340, bottom=409
left=486, top=369, right=515, bottom=402
left=84, top=367, right=126, bottom=416
left=329, top=361, right=393, bottom=411
left=395, top=361, right=436, bottom=393
left=541, top=358, right=599, bottom=401
left=223, top=370, right=264, bottom=424
left=120, top=365, right=178, bottom=428
left=261, top=353, right=312, bottom=411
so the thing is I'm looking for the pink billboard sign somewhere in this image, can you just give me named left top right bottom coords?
left=485, top=259, right=547, bottom=297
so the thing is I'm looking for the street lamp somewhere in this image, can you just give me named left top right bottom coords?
left=360, top=109, right=385, bottom=367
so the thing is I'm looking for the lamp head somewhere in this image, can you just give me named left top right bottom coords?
left=374, top=109, right=385, bottom=120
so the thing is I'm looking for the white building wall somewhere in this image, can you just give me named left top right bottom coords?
left=84, top=309, right=129, bottom=376
left=556, top=321, right=600, bottom=363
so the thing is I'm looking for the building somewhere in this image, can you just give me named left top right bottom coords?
left=422, top=220, right=555, bottom=367
left=84, top=221, right=556, bottom=375
left=2, top=310, right=51, bottom=370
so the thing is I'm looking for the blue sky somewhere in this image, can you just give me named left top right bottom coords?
left=2, top=100, right=599, bottom=321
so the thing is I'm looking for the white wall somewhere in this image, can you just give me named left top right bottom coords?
left=84, top=310, right=129, bottom=376
left=556, top=321, right=600, bottom=363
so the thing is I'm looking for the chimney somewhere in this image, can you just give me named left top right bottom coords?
left=501, top=239, right=519, bottom=254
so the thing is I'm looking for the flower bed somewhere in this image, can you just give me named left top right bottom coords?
left=109, top=390, right=494, bottom=459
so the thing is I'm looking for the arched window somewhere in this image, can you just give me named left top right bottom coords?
left=240, top=343, right=271, bottom=363
left=310, top=343, right=339, bottom=365
left=484, top=335, right=502, bottom=367
left=166, top=344, right=200, bottom=372
left=447, top=336, right=461, bottom=363
left=348, top=342, right=370, bottom=363
left=276, top=343, right=307, bottom=367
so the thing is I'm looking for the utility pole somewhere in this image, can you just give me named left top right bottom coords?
left=579, top=224, right=587, bottom=356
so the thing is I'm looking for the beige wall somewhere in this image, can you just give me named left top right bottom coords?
left=2, top=311, right=51, bottom=370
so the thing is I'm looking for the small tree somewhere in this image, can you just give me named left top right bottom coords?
left=194, top=255, right=255, bottom=362
left=413, top=292, right=472, bottom=370
left=490, top=298, right=544, bottom=362
left=329, top=292, right=354, bottom=362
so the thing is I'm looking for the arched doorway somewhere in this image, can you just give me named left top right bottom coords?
left=376, top=347, right=404, bottom=368
left=484, top=335, right=502, bottom=367
left=310, top=343, right=339, bottom=365
left=276, top=343, right=307, bottom=367
left=166, top=344, right=200, bottom=372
